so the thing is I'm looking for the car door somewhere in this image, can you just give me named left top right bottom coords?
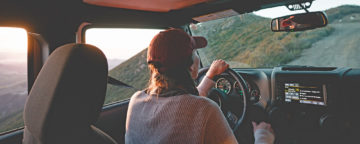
left=0, top=29, right=49, bottom=144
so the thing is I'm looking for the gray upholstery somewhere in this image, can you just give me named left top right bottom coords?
left=23, top=43, right=117, bottom=144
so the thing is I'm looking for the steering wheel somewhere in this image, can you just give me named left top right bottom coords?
left=197, top=67, right=249, bottom=132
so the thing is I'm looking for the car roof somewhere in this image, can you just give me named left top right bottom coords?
left=1, top=0, right=313, bottom=29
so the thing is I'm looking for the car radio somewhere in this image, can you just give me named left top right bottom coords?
left=283, top=82, right=327, bottom=106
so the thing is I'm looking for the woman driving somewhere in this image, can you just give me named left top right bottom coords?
left=125, top=28, right=274, bottom=144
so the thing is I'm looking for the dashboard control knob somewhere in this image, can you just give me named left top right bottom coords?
left=250, top=90, right=260, bottom=102
left=320, top=114, right=337, bottom=128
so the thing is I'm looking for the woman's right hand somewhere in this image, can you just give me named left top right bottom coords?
left=206, top=59, right=229, bottom=79
left=252, top=122, right=274, bottom=134
left=252, top=121, right=275, bottom=144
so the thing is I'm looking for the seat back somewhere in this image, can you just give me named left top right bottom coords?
left=23, top=43, right=116, bottom=144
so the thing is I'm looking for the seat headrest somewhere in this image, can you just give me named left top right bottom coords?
left=24, top=43, right=108, bottom=141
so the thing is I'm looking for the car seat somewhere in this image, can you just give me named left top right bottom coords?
left=22, top=43, right=117, bottom=144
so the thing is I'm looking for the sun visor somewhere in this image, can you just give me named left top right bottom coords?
left=83, top=0, right=209, bottom=12
left=192, top=9, right=239, bottom=22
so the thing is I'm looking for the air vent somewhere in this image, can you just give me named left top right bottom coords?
left=281, top=66, right=336, bottom=71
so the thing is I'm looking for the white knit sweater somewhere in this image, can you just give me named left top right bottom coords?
left=125, top=77, right=274, bottom=144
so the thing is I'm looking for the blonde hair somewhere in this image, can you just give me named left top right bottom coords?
left=146, top=60, right=199, bottom=96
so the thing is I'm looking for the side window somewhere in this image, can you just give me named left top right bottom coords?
left=0, top=27, right=28, bottom=134
left=85, top=28, right=162, bottom=105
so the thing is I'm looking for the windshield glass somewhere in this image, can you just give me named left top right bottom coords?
left=190, top=0, right=360, bottom=68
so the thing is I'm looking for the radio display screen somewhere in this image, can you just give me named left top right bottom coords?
left=284, top=83, right=326, bottom=106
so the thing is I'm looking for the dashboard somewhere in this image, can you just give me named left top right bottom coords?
left=214, top=75, right=260, bottom=103
left=209, top=66, right=352, bottom=108
left=205, top=68, right=272, bottom=108
left=269, top=66, right=356, bottom=143
left=202, top=66, right=360, bottom=143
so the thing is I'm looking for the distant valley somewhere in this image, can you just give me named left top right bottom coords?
left=0, top=61, right=27, bottom=132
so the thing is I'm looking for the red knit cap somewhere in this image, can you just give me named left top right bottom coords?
left=147, top=28, right=207, bottom=72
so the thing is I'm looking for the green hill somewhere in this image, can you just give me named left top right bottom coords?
left=105, top=49, right=148, bottom=104
left=0, top=110, right=23, bottom=133
left=105, top=5, right=360, bottom=104
left=326, top=5, right=360, bottom=23
left=192, top=13, right=334, bottom=67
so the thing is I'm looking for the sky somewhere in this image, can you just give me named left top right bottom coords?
left=254, top=0, right=360, bottom=18
left=86, top=28, right=162, bottom=60
left=0, top=27, right=27, bottom=53
left=0, top=27, right=27, bottom=63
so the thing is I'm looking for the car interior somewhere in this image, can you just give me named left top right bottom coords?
left=0, top=0, right=359, bottom=144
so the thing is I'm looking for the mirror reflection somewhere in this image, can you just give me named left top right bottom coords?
left=272, top=12, right=328, bottom=32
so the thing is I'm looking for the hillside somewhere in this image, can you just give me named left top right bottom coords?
left=103, top=5, right=360, bottom=104
left=105, top=49, right=148, bottom=104
left=192, top=14, right=334, bottom=67
left=0, top=62, right=27, bottom=133
left=288, top=23, right=360, bottom=67
left=326, top=5, right=360, bottom=23
left=286, top=6, right=360, bottom=67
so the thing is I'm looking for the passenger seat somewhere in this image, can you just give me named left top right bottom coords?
left=22, top=43, right=117, bottom=144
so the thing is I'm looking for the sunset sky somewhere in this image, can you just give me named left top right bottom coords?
left=0, top=27, right=27, bottom=63
left=85, top=28, right=161, bottom=60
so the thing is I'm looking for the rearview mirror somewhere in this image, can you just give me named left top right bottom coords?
left=271, top=12, right=328, bottom=32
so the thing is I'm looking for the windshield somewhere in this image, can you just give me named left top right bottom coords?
left=190, top=0, right=360, bottom=68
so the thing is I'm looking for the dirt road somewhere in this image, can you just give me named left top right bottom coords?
left=287, top=23, right=360, bottom=68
